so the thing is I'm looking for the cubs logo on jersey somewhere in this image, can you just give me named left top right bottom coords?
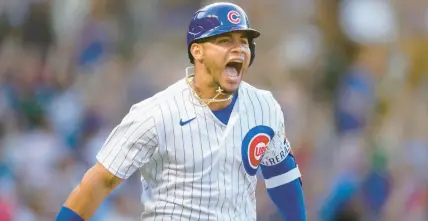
left=241, top=125, right=275, bottom=176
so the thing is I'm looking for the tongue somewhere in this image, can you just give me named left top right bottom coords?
left=225, top=66, right=238, bottom=77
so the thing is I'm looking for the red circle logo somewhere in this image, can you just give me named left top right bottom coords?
left=227, top=10, right=241, bottom=24
left=248, top=133, right=270, bottom=169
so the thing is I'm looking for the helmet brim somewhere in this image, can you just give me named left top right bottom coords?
left=197, top=26, right=260, bottom=41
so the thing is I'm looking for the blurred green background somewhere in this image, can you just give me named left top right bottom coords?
left=0, top=0, right=427, bottom=220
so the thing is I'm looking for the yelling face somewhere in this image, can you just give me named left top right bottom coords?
left=193, top=31, right=251, bottom=94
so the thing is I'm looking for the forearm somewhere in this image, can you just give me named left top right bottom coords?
left=267, top=179, right=306, bottom=221
left=60, top=163, right=121, bottom=220
left=261, top=153, right=307, bottom=221
left=63, top=180, right=109, bottom=219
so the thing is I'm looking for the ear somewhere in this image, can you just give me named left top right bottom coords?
left=190, top=43, right=203, bottom=62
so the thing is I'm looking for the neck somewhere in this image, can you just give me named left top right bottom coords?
left=190, top=66, right=233, bottom=110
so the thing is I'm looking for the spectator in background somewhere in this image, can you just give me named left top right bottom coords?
left=320, top=0, right=395, bottom=220
left=0, top=0, right=427, bottom=220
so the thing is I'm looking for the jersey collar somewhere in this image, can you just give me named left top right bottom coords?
left=183, top=66, right=247, bottom=128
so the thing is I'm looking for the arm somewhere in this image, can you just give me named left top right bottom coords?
left=260, top=149, right=306, bottom=221
left=56, top=103, right=158, bottom=220
left=57, top=163, right=123, bottom=220
left=260, top=97, right=306, bottom=220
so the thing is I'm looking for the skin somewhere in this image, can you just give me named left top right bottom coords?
left=59, top=31, right=252, bottom=220
left=61, top=163, right=123, bottom=220
left=190, top=31, right=251, bottom=110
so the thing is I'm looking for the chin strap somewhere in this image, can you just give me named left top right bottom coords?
left=185, top=67, right=233, bottom=106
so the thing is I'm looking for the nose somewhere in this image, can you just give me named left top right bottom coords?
left=230, top=40, right=246, bottom=55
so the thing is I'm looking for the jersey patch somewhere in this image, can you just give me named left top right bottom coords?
left=260, top=136, right=291, bottom=167
left=241, top=125, right=275, bottom=176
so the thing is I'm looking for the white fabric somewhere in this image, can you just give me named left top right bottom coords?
left=265, top=166, right=301, bottom=189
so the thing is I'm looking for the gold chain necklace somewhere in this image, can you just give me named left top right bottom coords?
left=185, top=73, right=233, bottom=105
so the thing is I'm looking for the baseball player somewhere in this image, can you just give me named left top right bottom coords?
left=56, top=2, right=306, bottom=221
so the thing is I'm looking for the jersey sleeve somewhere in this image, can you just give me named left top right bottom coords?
left=260, top=95, right=290, bottom=167
left=96, top=104, right=158, bottom=179
left=260, top=95, right=301, bottom=188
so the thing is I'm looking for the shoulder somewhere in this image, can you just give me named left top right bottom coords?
left=127, top=78, right=188, bottom=120
left=240, top=81, right=282, bottom=110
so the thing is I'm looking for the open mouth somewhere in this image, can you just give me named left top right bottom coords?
left=225, top=60, right=243, bottom=77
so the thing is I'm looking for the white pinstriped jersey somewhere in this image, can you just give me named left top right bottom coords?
left=96, top=69, right=292, bottom=221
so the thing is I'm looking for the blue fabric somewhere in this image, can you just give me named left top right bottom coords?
left=261, top=153, right=306, bottom=221
left=267, top=179, right=307, bottom=221
left=361, top=169, right=392, bottom=214
left=320, top=175, right=359, bottom=221
left=261, top=151, right=298, bottom=180
left=79, top=41, right=104, bottom=67
left=335, top=67, right=375, bottom=134
left=55, top=206, right=84, bottom=221
left=212, top=91, right=238, bottom=125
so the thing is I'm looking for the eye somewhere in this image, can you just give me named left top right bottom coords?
left=218, top=38, right=231, bottom=44
left=241, top=39, right=249, bottom=45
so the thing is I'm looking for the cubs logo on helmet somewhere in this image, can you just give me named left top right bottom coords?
left=241, top=125, right=274, bottom=176
left=227, top=10, right=241, bottom=24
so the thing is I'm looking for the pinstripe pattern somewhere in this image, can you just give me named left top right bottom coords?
left=212, top=120, right=222, bottom=220
left=96, top=77, right=287, bottom=221
left=165, top=100, right=177, bottom=220
left=159, top=102, right=169, bottom=221
left=173, top=95, right=187, bottom=219
left=201, top=106, right=213, bottom=221
left=234, top=98, right=242, bottom=221
left=219, top=120, right=230, bottom=221
left=191, top=100, right=205, bottom=221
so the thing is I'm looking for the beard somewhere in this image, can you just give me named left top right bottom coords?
left=204, top=61, right=241, bottom=95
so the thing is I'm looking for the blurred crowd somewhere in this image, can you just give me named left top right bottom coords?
left=0, top=0, right=427, bottom=220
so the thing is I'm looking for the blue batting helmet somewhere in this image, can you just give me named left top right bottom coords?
left=186, top=2, right=260, bottom=66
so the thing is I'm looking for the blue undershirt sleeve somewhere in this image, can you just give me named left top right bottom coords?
left=260, top=152, right=307, bottom=221
left=55, top=206, right=84, bottom=221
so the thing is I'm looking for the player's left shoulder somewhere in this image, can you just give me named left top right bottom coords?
left=240, top=81, right=282, bottom=111
left=240, top=81, right=271, bottom=94
left=240, top=81, right=275, bottom=100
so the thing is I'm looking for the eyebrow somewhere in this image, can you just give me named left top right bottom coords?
left=217, top=33, right=248, bottom=39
